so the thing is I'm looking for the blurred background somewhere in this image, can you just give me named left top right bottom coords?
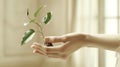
left=0, top=0, right=119, bottom=67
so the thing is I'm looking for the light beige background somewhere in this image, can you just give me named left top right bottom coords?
left=0, top=0, right=68, bottom=67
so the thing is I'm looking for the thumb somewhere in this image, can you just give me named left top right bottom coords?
left=45, top=36, right=66, bottom=43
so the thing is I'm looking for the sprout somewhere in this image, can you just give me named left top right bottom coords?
left=21, top=6, right=53, bottom=46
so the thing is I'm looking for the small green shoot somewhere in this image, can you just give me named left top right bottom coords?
left=21, top=6, right=52, bottom=45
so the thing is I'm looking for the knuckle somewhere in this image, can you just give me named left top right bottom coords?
left=53, top=38, right=58, bottom=42
left=62, top=36, right=68, bottom=42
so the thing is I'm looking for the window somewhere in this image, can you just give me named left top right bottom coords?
left=104, top=0, right=119, bottom=67
left=73, top=0, right=119, bottom=67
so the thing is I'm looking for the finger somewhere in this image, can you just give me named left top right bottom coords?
left=31, top=45, right=46, bottom=52
left=45, top=36, right=67, bottom=43
left=48, top=55, right=61, bottom=58
left=45, top=46, right=61, bottom=53
left=33, top=49, right=47, bottom=55
left=45, top=42, right=70, bottom=54
left=47, top=53, right=61, bottom=58
left=31, top=42, right=46, bottom=52
left=47, top=53, right=67, bottom=59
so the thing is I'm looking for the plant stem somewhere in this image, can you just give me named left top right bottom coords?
left=35, top=22, right=45, bottom=39
left=27, top=15, right=45, bottom=39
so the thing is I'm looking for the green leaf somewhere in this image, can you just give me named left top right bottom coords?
left=43, top=12, right=52, bottom=24
left=34, top=6, right=43, bottom=17
left=21, top=29, right=35, bottom=45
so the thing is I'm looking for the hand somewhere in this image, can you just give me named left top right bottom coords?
left=31, top=33, right=88, bottom=59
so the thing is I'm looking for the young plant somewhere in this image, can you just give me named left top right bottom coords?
left=21, top=6, right=53, bottom=46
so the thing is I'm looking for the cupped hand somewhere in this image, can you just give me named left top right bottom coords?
left=31, top=33, right=88, bottom=59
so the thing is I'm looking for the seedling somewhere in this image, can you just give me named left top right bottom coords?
left=21, top=6, right=53, bottom=46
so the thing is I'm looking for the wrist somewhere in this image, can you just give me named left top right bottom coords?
left=82, top=34, right=96, bottom=47
left=77, top=33, right=90, bottom=47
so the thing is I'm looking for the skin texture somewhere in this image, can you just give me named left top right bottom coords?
left=31, top=33, right=120, bottom=59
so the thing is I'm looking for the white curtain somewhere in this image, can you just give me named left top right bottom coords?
left=66, top=0, right=99, bottom=67
left=67, top=0, right=119, bottom=67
